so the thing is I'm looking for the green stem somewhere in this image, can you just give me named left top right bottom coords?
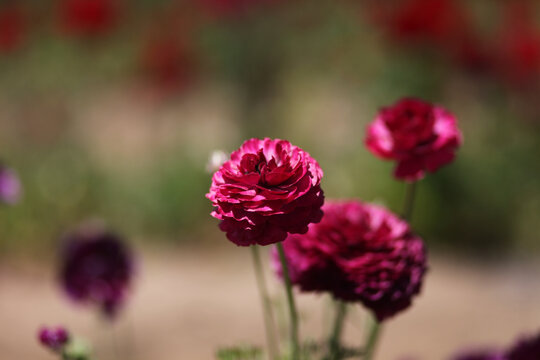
left=363, top=318, right=381, bottom=360
left=363, top=181, right=418, bottom=360
left=327, top=301, right=347, bottom=360
left=402, top=182, right=417, bottom=222
left=276, top=242, right=300, bottom=360
left=251, top=246, right=279, bottom=360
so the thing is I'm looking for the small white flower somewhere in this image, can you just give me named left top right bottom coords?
left=206, top=150, right=228, bottom=174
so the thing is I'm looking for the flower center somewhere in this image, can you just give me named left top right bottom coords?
left=239, top=152, right=292, bottom=187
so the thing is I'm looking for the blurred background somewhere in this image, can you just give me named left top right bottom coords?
left=1, top=0, right=540, bottom=359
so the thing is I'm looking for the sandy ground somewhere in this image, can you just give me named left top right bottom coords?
left=1, top=247, right=539, bottom=360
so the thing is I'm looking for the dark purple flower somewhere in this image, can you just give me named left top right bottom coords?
left=506, top=331, right=540, bottom=360
left=60, top=223, right=134, bottom=318
left=207, top=138, right=324, bottom=246
left=0, top=165, right=21, bottom=205
left=273, top=200, right=427, bottom=321
left=38, top=326, right=70, bottom=352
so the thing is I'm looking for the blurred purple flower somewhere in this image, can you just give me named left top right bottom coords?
left=38, top=326, right=70, bottom=352
left=506, top=331, right=540, bottom=360
left=0, top=165, right=21, bottom=205
left=272, top=200, right=427, bottom=321
left=60, top=223, right=134, bottom=318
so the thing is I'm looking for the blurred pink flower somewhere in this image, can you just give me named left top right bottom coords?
left=0, top=165, right=21, bottom=205
left=365, top=97, right=463, bottom=181
left=273, top=200, right=427, bottom=321
left=207, top=138, right=324, bottom=246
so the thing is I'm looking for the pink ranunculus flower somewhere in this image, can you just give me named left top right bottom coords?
left=365, top=98, right=463, bottom=181
left=273, top=200, right=427, bottom=321
left=207, top=138, right=324, bottom=246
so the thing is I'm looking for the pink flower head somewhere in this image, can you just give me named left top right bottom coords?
left=38, top=326, right=70, bottom=352
left=365, top=98, right=463, bottom=181
left=273, top=200, right=427, bottom=321
left=59, top=0, right=119, bottom=38
left=207, top=138, right=324, bottom=246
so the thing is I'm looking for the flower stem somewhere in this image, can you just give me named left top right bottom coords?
left=251, top=245, right=279, bottom=360
left=363, top=317, right=381, bottom=360
left=363, top=181, right=418, bottom=360
left=327, top=301, right=347, bottom=360
left=402, top=182, right=417, bottom=221
left=276, top=242, right=300, bottom=360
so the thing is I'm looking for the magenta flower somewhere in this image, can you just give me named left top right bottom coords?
left=60, top=224, right=134, bottom=318
left=365, top=98, right=463, bottom=181
left=38, top=326, right=70, bottom=352
left=506, top=331, right=540, bottom=360
left=0, top=165, right=21, bottom=205
left=207, top=138, right=324, bottom=246
left=273, top=200, right=427, bottom=321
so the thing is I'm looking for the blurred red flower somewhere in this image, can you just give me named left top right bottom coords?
left=0, top=4, right=25, bottom=53
left=495, top=0, right=540, bottom=88
left=374, top=0, right=470, bottom=46
left=140, top=33, right=198, bottom=93
left=367, top=0, right=493, bottom=72
left=59, top=0, right=120, bottom=37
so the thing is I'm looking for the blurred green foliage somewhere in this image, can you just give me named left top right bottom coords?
left=1, top=0, right=540, bottom=258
